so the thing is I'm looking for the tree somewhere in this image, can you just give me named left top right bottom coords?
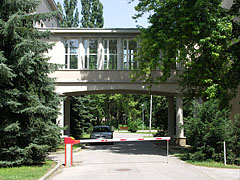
left=132, top=0, right=240, bottom=105
left=57, top=0, right=79, bottom=27
left=184, top=100, right=239, bottom=164
left=81, top=0, right=104, bottom=28
left=0, top=0, right=61, bottom=167
left=70, top=96, right=94, bottom=139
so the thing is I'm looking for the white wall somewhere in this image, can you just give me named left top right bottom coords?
left=36, top=0, right=59, bottom=27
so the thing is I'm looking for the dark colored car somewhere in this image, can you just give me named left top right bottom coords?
left=90, top=125, right=113, bottom=139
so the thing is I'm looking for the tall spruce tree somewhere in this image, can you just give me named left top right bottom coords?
left=70, top=96, right=94, bottom=139
left=81, top=0, right=104, bottom=28
left=57, top=0, right=79, bottom=27
left=0, top=0, right=61, bottom=167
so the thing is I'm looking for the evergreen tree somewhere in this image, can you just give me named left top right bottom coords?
left=0, top=0, right=61, bottom=167
left=70, top=96, right=94, bottom=139
left=57, top=0, right=79, bottom=27
left=81, top=0, right=104, bottom=28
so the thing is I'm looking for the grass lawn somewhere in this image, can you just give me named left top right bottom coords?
left=172, top=148, right=240, bottom=169
left=185, top=160, right=240, bottom=169
left=0, top=160, right=56, bottom=180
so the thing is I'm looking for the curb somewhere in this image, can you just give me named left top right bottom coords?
left=39, top=146, right=83, bottom=180
left=39, top=161, right=61, bottom=180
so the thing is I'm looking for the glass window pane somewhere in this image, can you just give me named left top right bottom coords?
left=85, top=55, right=88, bottom=69
left=129, top=40, right=137, bottom=52
left=89, top=55, right=97, bottom=69
left=89, top=40, right=98, bottom=54
left=123, top=40, right=127, bottom=50
left=104, top=55, right=108, bottom=69
left=65, top=43, right=68, bottom=54
left=70, top=55, right=78, bottom=69
left=104, top=40, right=108, bottom=54
left=109, top=55, right=117, bottom=69
left=84, top=40, right=88, bottom=55
left=109, top=40, right=117, bottom=54
left=65, top=55, right=68, bottom=68
left=69, top=40, right=78, bottom=54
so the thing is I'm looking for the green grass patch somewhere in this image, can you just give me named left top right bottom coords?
left=170, top=147, right=240, bottom=169
left=81, top=133, right=90, bottom=139
left=185, top=160, right=240, bottom=169
left=0, top=160, right=56, bottom=180
left=56, top=143, right=83, bottom=152
left=136, top=132, right=157, bottom=135
left=143, top=136, right=154, bottom=138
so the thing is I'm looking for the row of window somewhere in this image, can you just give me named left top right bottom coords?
left=64, top=39, right=137, bottom=70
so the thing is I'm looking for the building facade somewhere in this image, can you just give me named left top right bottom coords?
left=36, top=0, right=239, bottom=146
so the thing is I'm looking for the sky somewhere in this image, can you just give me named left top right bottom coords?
left=55, top=0, right=149, bottom=28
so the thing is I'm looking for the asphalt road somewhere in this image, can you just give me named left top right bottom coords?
left=49, top=132, right=240, bottom=180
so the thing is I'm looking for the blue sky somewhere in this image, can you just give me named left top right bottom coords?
left=55, top=0, right=149, bottom=28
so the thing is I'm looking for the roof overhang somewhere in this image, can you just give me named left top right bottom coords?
left=39, top=28, right=141, bottom=35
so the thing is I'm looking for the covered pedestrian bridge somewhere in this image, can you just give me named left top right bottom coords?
left=47, top=28, right=186, bottom=145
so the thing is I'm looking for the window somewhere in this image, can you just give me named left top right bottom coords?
left=123, top=39, right=137, bottom=70
left=84, top=39, right=98, bottom=69
left=65, top=39, right=78, bottom=69
left=103, top=39, right=118, bottom=69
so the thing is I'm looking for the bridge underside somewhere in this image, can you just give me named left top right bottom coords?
left=52, top=70, right=186, bottom=146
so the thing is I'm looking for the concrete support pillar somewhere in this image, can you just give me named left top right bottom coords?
left=57, top=99, right=64, bottom=136
left=175, top=96, right=186, bottom=146
left=98, top=37, right=104, bottom=70
left=167, top=97, right=175, bottom=136
left=64, top=97, right=71, bottom=136
left=79, top=37, right=84, bottom=69
left=117, top=37, right=123, bottom=70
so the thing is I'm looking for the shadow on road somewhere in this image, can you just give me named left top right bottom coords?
left=87, top=141, right=168, bottom=156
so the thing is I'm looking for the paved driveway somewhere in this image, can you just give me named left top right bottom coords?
left=49, top=132, right=240, bottom=180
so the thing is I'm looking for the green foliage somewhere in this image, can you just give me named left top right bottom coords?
left=57, top=0, right=79, bottom=27
left=184, top=100, right=239, bottom=164
left=227, top=114, right=240, bottom=164
left=0, top=0, right=61, bottom=167
left=128, top=118, right=142, bottom=132
left=70, top=96, right=94, bottom=139
left=81, top=0, right=104, bottom=28
left=76, top=94, right=168, bottom=132
left=132, top=0, right=240, bottom=106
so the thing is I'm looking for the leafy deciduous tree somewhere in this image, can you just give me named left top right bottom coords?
left=81, top=0, right=104, bottom=28
left=132, top=0, right=240, bottom=106
left=57, top=0, right=79, bottom=27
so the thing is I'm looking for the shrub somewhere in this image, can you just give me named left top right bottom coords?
left=184, top=100, right=233, bottom=163
left=128, top=118, right=142, bottom=132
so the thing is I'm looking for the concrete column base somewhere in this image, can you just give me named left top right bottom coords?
left=171, top=137, right=186, bottom=146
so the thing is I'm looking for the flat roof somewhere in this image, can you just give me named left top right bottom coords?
left=39, top=28, right=141, bottom=34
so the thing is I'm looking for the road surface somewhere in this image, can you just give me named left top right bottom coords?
left=49, top=132, right=240, bottom=180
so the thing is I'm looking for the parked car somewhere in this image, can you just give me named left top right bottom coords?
left=90, top=125, right=113, bottom=139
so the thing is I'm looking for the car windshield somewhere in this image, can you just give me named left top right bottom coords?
left=93, top=127, right=111, bottom=132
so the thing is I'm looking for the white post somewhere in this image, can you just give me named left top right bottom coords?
left=117, top=37, right=123, bottom=70
left=142, top=104, right=144, bottom=130
left=149, top=95, right=152, bottom=132
left=167, top=139, right=169, bottom=164
left=176, top=96, right=184, bottom=138
left=98, top=37, right=104, bottom=70
left=79, top=38, right=84, bottom=70
left=65, top=144, right=72, bottom=167
left=224, top=141, right=227, bottom=166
